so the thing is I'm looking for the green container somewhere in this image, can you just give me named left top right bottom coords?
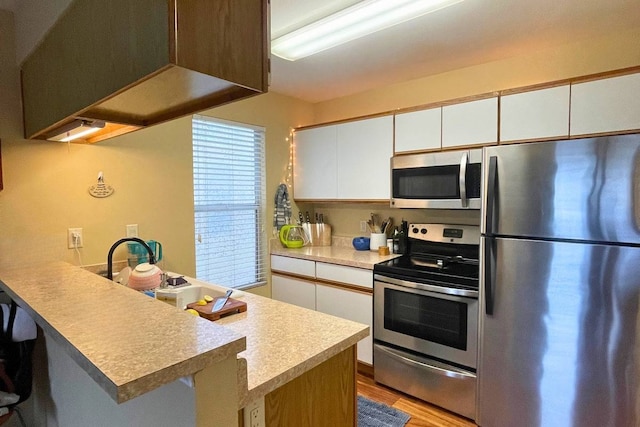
left=127, top=240, right=162, bottom=267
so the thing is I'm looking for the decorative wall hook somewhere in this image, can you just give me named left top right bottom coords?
left=89, top=171, right=114, bottom=198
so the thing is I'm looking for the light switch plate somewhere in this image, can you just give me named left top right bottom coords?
left=126, top=224, right=139, bottom=237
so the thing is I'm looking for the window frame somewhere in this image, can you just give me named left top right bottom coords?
left=192, top=114, right=267, bottom=290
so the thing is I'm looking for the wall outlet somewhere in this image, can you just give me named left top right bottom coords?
left=243, top=397, right=265, bottom=427
left=360, top=220, right=368, bottom=233
left=126, top=224, right=139, bottom=238
left=67, top=228, right=83, bottom=249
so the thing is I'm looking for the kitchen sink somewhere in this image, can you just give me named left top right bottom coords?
left=155, top=275, right=243, bottom=309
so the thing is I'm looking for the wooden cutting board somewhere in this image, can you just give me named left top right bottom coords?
left=186, top=297, right=247, bottom=321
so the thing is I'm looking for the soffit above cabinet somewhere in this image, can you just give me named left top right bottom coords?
left=20, top=0, right=268, bottom=143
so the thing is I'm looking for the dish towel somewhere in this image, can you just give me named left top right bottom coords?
left=273, top=183, right=291, bottom=231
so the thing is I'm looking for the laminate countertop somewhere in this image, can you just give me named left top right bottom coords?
left=157, top=276, right=369, bottom=408
left=0, top=262, right=368, bottom=409
left=0, top=261, right=246, bottom=403
left=270, top=237, right=400, bottom=270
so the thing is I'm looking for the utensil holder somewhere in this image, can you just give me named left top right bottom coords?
left=303, top=223, right=332, bottom=246
left=369, top=233, right=387, bottom=251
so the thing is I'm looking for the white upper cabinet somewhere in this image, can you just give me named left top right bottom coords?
left=570, top=73, right=640, bottom=136
left=500, top=85, right=570, bottom=142
left=293, top=126, right=337, bottom=199
left=336, top=116, right=393, bottom=200
left=442, top=97, right=498, bottom=148
left=394, top=107, right=442, bottom=153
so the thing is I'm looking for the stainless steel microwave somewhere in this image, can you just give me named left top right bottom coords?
left=390, top=149, right=482, bottom=209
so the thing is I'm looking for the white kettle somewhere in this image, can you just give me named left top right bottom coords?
left=127, top=262, right=163, bottom=291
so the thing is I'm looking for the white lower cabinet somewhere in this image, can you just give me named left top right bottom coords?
left=270, top=255, right=373, bottom=365
left=271, top=274, right=316, bottom=310
left=316, top=284, right=373, bottom=364
left=271, top=255, right=315, bottom=278
left=316, top=262, right=373, bottom=289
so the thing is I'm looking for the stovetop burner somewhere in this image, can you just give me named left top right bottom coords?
left=374, top=223, right=480, bottom=290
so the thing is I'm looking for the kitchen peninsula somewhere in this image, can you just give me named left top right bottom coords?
left=0, top=262, right=368, bottom=427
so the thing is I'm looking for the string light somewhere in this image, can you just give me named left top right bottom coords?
left=284, top=128, right=294, bottom=188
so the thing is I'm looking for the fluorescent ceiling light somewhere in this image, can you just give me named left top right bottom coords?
left=271, top=0, right=464, bottom=61
left=47, top=120, right=105, bottom=142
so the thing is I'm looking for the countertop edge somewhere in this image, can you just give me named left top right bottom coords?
left=270, top=245, right=400, bottom=270
left=0, top=262, right=247, bottom=403
left=241, top=327, right=369, bottom=407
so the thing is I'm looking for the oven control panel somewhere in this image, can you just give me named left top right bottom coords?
left=408, top=223, right=480, bottom=244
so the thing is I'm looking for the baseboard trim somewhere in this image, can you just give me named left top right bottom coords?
left=357, top=361, right=374, bottom=378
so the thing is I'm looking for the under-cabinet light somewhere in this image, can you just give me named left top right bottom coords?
left=271, top=0, right=464, bottom=61
left=48, top=120, right=106, bottom=142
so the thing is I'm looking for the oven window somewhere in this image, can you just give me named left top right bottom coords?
left=384, top=288, right=468, bottom=350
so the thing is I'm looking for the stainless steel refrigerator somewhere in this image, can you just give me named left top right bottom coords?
left=478, top=135, right=640, bottom=427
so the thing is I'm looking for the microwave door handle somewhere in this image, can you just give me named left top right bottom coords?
left=459, top=151, right=468, bottom=207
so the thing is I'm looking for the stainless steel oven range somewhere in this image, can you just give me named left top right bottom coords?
left=373, top=223, right=480, bottom=420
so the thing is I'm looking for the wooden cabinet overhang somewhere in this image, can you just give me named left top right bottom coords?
left=21, top=0, right=269, bottom=143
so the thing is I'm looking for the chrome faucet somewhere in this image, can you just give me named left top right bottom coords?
left=107, top=238, right=156, bottom=280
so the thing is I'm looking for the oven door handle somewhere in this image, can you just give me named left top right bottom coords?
left=374, top=275, right=478, bottom=299
left=459, top=151, right=469, bottom=208
left=375, top=344, right=475, bottom=380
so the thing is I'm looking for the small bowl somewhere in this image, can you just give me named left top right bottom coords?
left=352, top=237, right=370, bottom=251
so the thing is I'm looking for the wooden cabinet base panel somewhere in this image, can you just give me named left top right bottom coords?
left=265, top=346, right=356, bottom=427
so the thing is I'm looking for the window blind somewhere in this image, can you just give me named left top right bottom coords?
left=192, top=115, right=266, bottom=289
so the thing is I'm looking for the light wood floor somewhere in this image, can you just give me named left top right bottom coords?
left=357, top=373, right=477, bottom=427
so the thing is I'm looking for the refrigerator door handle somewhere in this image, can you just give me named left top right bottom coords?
left=484, top=236, right=495, bottom=315
left=459, top=151, right=468, bottom=208
left=486, top=155, right=498, bottom=235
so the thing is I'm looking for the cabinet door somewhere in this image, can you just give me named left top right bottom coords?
left=316, top=262, right=373, bottom=289
left=442, top=97, right=498, bottom=148
left=316, top=284, right=373, bottom=365
left=500, top=85, right=570, bottom=142
left=395, top=108, right=441, bottom=153
left=272, top=274, right=316, bottom=310
left=293, top=126, right=337, bottom=199
left=270, top=255, right=315, bottom=278
left=336, top=116, right=393, bottom=200
left=570, top=73, right=640, bottom=136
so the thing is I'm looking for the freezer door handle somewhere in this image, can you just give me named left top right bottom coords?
left=484, top=237, right=495, bottom=315
left=459, top=151, right=469, bottom=208
left=486, top=156, right=497, bottom=235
